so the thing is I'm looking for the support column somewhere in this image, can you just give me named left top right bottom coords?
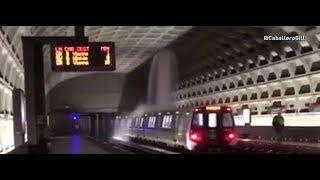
left=22, top=42, right=46, bottom=145
left=12, top=88, right=26, bottom=147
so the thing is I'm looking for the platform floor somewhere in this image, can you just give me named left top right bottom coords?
left=239, top=138, right=320, bottom=153
left=241, top=138, right=320, bottom=148
left=49, top=135, right=111, bottom=154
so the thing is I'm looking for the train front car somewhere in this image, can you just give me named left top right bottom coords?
left=186, top=106, right=238, bottom=152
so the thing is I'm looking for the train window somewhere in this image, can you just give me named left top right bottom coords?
left=135, top=118, right=140, bottom=127
left=148, top=116, right=156, bottom=128
left=162, top=115, right=173, bottom=129
left=221, top=113, right=233, bottom=127
left=208, top=113, right=217, bottom=128
left=280, top=69, right=291, bottom=78
left=299, top=85, right=310, bottom=94
left=295, top=65, right=306, bottom=75
left=285, top=87, right=295, bottom=96
left=311, top=61, right=320, bottom=72
left=140, top=118, right=144, bottom=127
left=192, top=113, right=204, bottom=128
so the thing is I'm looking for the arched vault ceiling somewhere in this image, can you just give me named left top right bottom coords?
left=1, top=26, right=318, bottom=94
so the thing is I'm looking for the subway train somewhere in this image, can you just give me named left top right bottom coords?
left=114, top=105, right=238, bottom=152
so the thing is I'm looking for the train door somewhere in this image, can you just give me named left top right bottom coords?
left=216, top=112, right=237, bottom=146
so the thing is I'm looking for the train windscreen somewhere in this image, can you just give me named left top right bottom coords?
left=208, top=113, right=217, bottom=128
left=221, top=113, right=234, bottom=127
left=192, top=113, right=204, bottom=128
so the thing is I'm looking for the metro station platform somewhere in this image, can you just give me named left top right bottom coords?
left=238, top=138, right=320, bottom=154
left=49, top=136, right=110, bottom=154
left=48, top=135, right=134, bottom=154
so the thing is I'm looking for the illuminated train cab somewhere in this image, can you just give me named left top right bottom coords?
left=114, top=106, right=238, bottom=152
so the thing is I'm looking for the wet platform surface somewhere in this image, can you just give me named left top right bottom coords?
left=50, top=135, right=111, bottom=154
left=237, top=139, right=320, bottom=154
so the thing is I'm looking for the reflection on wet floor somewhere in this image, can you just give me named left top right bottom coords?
left=50, top=135, right=110, bottom=154
left=72, top=135, right=79, bottom=154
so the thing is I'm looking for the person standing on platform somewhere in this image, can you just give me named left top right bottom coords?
left=272, top=112, right=285, bottom=143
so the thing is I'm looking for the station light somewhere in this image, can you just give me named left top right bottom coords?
left=70, top=113, right=79, bottom=121
left=206, top=106, right=221, bottom=111
left=175, top=111, right=179, bottom=114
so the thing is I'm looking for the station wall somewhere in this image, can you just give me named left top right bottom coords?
left=47, top=73, right=125, bottom=112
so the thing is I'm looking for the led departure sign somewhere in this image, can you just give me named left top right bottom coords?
left=51, top=42, right=115, bottom=71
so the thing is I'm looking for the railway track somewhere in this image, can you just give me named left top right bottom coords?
left=87, top=136, right=320, bottom=154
